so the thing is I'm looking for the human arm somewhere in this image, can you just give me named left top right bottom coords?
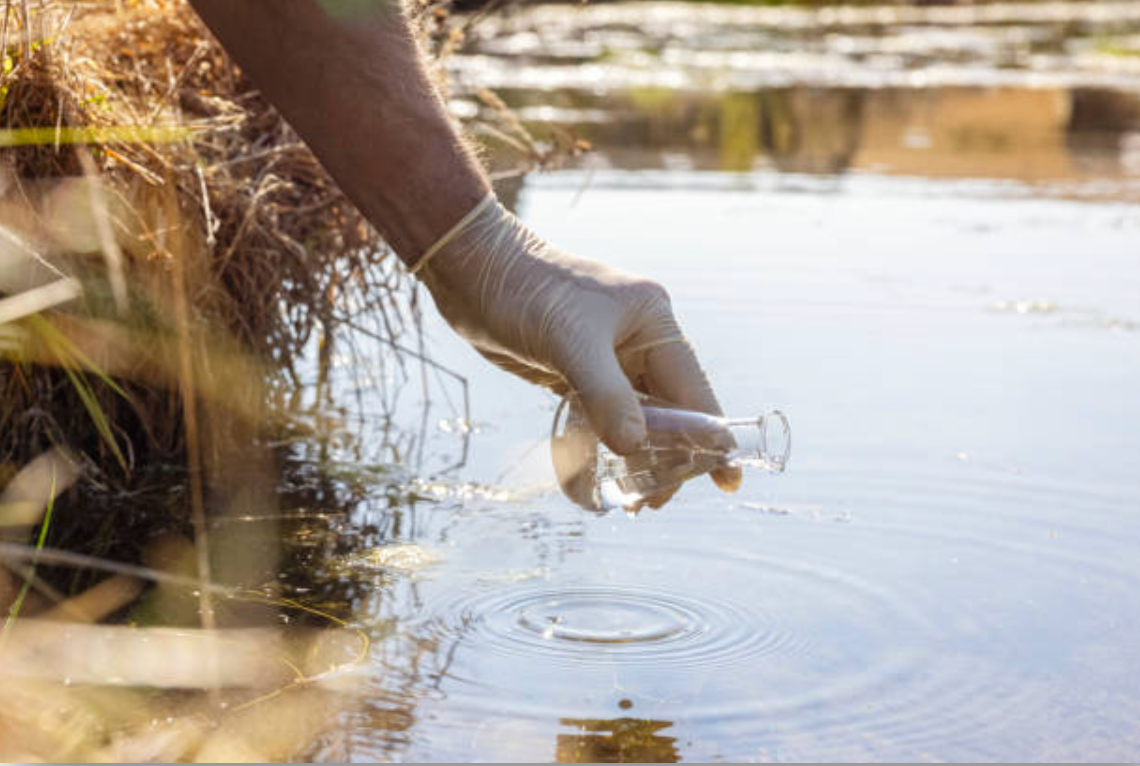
left=187, top=0, right=741, bottom=492
left=187, top=0, right=488, bottom=260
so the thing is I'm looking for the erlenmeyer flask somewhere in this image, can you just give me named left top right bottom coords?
left=551, top=394, right=791, bottom=513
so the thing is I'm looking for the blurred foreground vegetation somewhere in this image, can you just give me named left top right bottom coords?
left=0, top=0, right=588, bottom=753
left=0, top=0, right=464, bottom=758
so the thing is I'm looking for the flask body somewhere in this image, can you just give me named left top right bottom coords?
left=551, top=396, right=790, bottom=513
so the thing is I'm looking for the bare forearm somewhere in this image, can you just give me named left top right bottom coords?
left=188, top=0, right=490, bottom=265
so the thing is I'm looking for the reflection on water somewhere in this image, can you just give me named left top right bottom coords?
left=266, top=2, right=1140, bottom=761
left=454, top=0, right=1140, bottom=93
left=477, top=85, right=1140, bottom=191
left=294, top=440, right=1140, bottom=760
left=314, top=167, right=1140, bottom=758
left=451, top=0, right=1140, bottom=194
left=557, top=718, right=679, bottom=763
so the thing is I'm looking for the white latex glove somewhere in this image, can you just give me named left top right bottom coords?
left=414, top=194, right=741, bottom=495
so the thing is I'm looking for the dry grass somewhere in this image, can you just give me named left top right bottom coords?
left=0, top=0, right=569, bottom=757
left=0, top=0, right=419, bottom=758
left=0, top=0, right=409, bottom=480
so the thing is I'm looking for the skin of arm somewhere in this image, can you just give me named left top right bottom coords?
left=187, top=0, right=490, bottom=265
left=188, top=0, right=742, bottom=494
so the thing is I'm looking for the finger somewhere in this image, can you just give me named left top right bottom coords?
left=643, top=337, right=720, bottom=414
left=644, top=338, right=743, bottom=493
left=709, top=463, right=743, bottom=493
left=561, top=342, right=646, bottom=456
left=645, top=484, right=679, bottom=510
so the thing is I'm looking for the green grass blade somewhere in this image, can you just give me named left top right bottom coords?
left=0, top=472, right=58, bottom=653
left=26, top=316, right=129, bottom=470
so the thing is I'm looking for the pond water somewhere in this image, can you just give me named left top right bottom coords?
left=293, top=3, right=1140, bottom=761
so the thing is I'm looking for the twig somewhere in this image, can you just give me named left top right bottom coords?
left=0, top=540, right=239, bottom=596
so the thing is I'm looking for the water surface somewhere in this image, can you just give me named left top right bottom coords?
left=292, top=3, right=1140, bottom=760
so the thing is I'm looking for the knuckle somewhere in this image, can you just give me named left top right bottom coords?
left=633, top=278, right=672, bottom=308
left=626, top=279, right=676, bottom=329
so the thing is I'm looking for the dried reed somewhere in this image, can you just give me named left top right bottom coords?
left=0, top=0, right=408, bottom=480
left=0, top=0, right=559, bottom=757
left=0, top=0, right=416, bottom=758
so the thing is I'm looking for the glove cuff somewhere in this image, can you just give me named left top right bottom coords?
left=408, top=192, right=497, bottom=276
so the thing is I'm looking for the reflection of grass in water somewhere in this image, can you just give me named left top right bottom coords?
left=758, top=90, right=797, bottom=158
left=628, top=86, right=677, bottom=113
left=718, top=92, right=761, bottom=172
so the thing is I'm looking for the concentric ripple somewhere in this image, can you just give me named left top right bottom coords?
left=417, top=582, right=806, bottom=670
left=346, top=460, right=1140, bottom=762
left=515, top=590, right=691, bottom=644
left=326, top=155, right=1140, bottom=760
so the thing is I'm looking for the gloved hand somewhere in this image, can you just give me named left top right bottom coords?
left=413, top=194, right=742, bottom=497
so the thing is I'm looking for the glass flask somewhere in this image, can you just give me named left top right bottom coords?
left=551, top=394, right=791, bottom=513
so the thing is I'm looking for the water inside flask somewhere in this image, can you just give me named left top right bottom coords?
left=551, top=394, right=791, bottom=513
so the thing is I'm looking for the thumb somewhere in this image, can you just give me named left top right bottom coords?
left=645, top=338, right=743, bottom=494
left=561, top=343, right=646, bottom=456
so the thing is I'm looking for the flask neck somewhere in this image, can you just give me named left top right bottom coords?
left=728, top=410, right=791, bottom=472
left=640, top=406, right=791, bottom=473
